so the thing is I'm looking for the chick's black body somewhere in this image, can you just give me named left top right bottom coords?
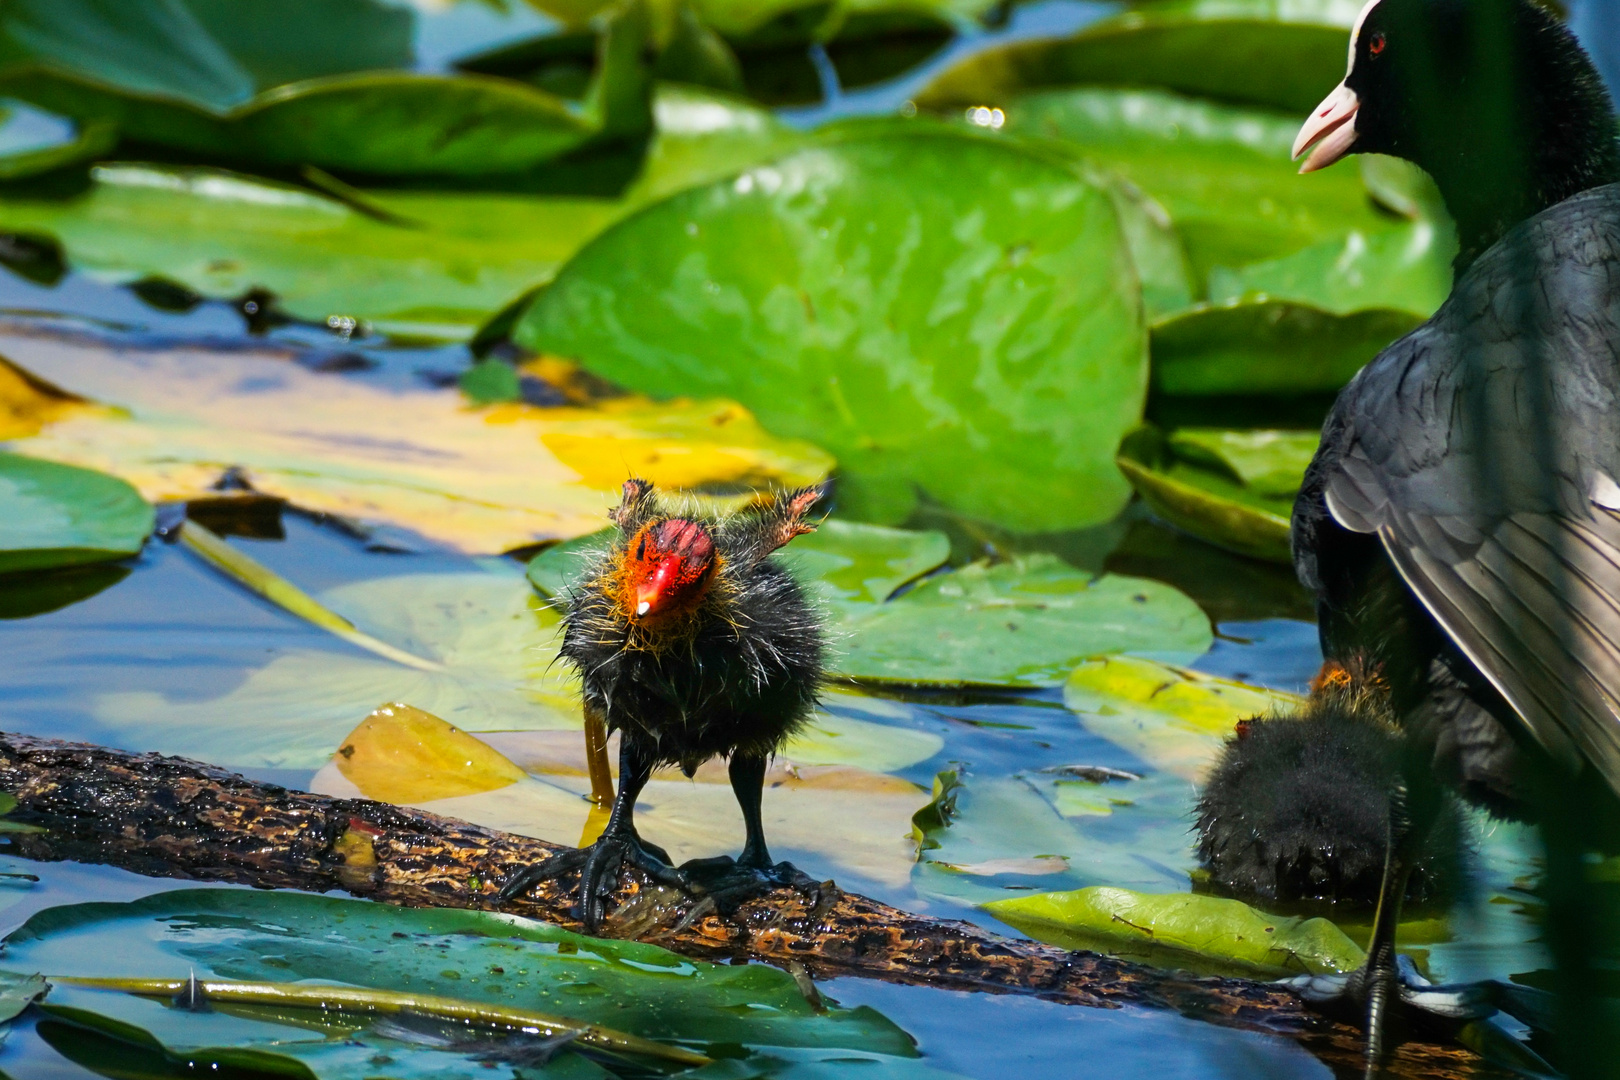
left=499, top=480, right=826, bottom=932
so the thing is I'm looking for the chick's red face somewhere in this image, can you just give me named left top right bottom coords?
left=620, top=518, right=717, bottom=622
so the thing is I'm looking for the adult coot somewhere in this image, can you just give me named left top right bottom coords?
left=1196, top=0, right=1620, bottom=1058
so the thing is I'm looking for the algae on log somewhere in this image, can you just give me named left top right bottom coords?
left=0, top=732, right=1494, bottom=1079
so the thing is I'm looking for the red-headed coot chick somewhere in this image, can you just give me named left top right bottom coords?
left=1199, top=0, right=1620, bottom=1061
left=498, top=479, right=826, bottom=933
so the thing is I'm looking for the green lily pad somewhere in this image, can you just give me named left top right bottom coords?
left=0, top=452, right=152, bottom=574
left=0, top=163, right=623, bottom=337
left=515, top=128, right=1147, bottom=531
left=1149, top=300, right=1423, bottom=396
left=0, top=0, right=650, bottom=179
left=776, top=519, right=950, bottom=617
left=1115, top=425, right=1316, bottom=562
left=5, top=888, right=917, bottom=1055
left=916, top=0, right=1359, bottom=114
left=996, top=87, right=1454, bottom=299
left=1063, top=654, right=1304, bottom=780
left=983, top=886, right=1365, bottom=977
left=836, top=554, right=1212, bottom=686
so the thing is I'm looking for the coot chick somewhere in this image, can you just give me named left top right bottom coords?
left=1199, top=0, right=1620, bottom=1058
left=1197, top=659, right=1465, bottom=906
left=498, top=479, right=826, bottom=933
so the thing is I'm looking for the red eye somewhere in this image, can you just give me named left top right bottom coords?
left=1368, top=32, right=1386, bottom=55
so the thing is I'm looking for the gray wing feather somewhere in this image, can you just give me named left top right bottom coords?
left=1315, top=184, right=1620, bottom=795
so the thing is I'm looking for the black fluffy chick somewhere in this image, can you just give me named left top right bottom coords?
left=498, top=479, right=826, bottom=933
left=1197, top=660, right=1464, bottom=905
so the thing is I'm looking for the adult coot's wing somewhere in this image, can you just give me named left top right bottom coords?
left=1313, top=184, right=1620, bottom=794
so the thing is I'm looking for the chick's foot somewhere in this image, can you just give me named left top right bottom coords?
left=674, top=855, right=823, bottom=916
left=496, top=831, right=684, bottom=934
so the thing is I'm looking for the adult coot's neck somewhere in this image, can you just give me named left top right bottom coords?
left=1354, top=0, right=1620, bottom=271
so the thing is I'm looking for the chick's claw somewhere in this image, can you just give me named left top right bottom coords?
left=496, top=833, right=685, bottom=934
left=675, top=855, right=822, bottom=916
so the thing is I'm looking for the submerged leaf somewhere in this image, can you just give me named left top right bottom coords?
left=983, top=885, right=1365, bottom=977
left=515, top=128, right=1147, bottom=531
left=93, top=571, right=582, bottom=770
left=1064, top=655, right=1303, bottom=781
left=0, top=452, right=152, bottom=574
left=0, top=335, right=831, bottom=554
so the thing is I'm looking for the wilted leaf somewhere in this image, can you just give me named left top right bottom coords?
left=917, top=0, right=1360, bottom=114
left=983, top=885, right=1365, bottom=977
left=334, top=703, right=527, bottom=804
left=1063, top=654, right=1303, bottom=781
left=0, top=452, right=152, bottom=574
left=0, top=334, right=831, bottom=554
left=514, top=128, right=1147, bottom=531
left=837, top=555, right=1212, bottom=686
left=4, top=889, right=922, bottom=1059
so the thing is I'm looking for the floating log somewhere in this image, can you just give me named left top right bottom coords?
left=0, top=731, right=1497, bottom=1079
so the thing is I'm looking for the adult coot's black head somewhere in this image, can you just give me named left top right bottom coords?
left=1293, top=0, right=1620, bottom=268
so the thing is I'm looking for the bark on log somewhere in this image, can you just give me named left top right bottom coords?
left=0, top=732, right=1502, bottom=1079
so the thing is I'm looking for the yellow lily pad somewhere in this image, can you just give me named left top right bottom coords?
left=0, top=334, right=832, bottom=554
left=1064, top=655, right=1303, bottom=781
left=334, top=703, right=526, bottom=804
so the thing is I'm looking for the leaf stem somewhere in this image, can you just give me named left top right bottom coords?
left=52, top=976, right=710, bottom=1065
left=178, top=521, right=444, bottom=672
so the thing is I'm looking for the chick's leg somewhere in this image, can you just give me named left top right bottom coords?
left=675, top=753, right=821, bottom=913
left=731, top=751, right=773, bottom=869
left=496, top=734, right=680, bottom=934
